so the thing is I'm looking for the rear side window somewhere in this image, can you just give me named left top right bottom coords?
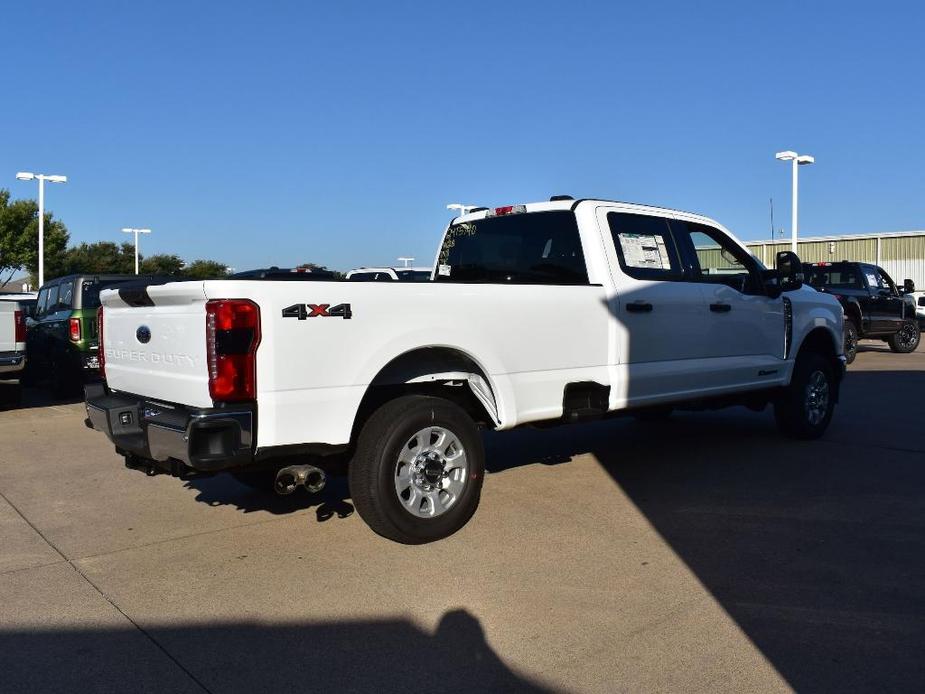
left=81, top=281, right=110, bottom=309
left=435, top=211, right=588, bottom=285
left=607, top=213, right=682, bottom=280
left=348, top=272, right=394, bottom=281
left=396, top=270, right=431, bottom=282
left=58, top=281, right=75, bottom=310
left=45, top=285, right=60, bottom=314
left=805, top=265, right=864, bottom=290
left=36, top=288, right=50, bottom=317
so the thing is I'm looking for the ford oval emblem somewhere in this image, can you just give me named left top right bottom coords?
left=136, top=325, right=151, bottom=344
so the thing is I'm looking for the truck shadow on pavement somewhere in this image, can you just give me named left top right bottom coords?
left=180, top=369, right=925, bottom=692
left=0, top=609, right=553, bottom=693
left=485, top=368, right=925, bottom=693
left=183, top=473, right=356, bottom=522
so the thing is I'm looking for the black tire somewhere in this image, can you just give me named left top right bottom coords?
left=887, top=320, right=920, bottom=353
left=349, top=395, right=484, bottom=544
left=774, top=352, right=836, bottom=440
left=843, top=319, right=858, bottom=365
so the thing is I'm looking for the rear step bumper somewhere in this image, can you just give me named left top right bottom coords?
left=84, top=382, right=254, bottom=471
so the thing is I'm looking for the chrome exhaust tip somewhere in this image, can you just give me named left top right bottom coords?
left=274, top=464, right=326, bottom=495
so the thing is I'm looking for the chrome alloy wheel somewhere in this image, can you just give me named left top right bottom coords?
left=394, top=426, right=468, bottom=518
left=804, top=370, right=830, bottom=426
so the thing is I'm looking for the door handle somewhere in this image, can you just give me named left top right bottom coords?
left=626, top=302, right=654, bottom=313
left=710, top=303, right=732, bottom=313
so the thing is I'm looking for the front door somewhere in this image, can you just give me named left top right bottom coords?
left=671, top=220, right=785, bottom=389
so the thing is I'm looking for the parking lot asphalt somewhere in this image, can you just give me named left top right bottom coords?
left=1, top=341, right=923, bottom=693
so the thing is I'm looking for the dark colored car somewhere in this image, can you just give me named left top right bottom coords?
left=26, top=274, right=166, bottom=394
left=228, top=267, right=339, bottom=281
left=803, top=262, right=919, bottom=364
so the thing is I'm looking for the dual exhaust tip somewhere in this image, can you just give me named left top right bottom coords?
left=274, top=464, right=326, bottom=495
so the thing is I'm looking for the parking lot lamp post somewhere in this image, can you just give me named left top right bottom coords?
left=15, top=171, right=67, bottom=288
left=121, top=228, right=152, bottom=275
left=775, top=151, right=815, bottom=253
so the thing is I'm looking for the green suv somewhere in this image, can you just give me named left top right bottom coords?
left=26, top=274, right=163, bottom=394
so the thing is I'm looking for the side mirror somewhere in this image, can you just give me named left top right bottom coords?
left=775, top=251, right=803, bottom=292
left=903, top=279, right=915, bottom=293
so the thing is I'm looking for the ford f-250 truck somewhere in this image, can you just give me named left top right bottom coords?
left=85, top=197, right=846, bottom=543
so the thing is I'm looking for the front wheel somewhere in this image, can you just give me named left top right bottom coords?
left=887, top=320, right=920, bottom=353
left=774, top=352, right=836, bottom=440
left=349, top=395, right=484, bottom=544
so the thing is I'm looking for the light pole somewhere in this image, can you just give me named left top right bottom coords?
left=15, top=171, right=67, bottom=288
left=774, top=151, right=815, bottom=253
left=397, top=257, right=415, bottom=268
left=446, top=203, right=476, bottom=216
left=121, top=228, right=152, bottom=275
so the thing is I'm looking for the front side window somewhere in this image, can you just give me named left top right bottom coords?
left=673, top=221, right=759, bottom=293
left=876, top=268, right=897, bottom=294
left=607, top=213, right=682, bottom=280
left=435, top=211, right=588, bottom=285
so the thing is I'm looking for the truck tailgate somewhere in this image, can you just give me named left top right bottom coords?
left=101, top=281, right=212, bottom=408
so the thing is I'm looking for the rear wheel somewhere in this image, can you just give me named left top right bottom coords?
left=774, top=352, right=836, bottom=440
left=887, top=320, right=920, bottom=353
left=349, top=395, right=484, bottom=544
left=843, top=319, right=858, bottom=365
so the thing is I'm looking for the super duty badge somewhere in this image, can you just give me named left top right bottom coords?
left=282, top=303, right=352, bottom=320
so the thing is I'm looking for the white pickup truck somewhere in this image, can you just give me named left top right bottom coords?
left=86, top=197, right=846, bottom=543
left=0, top=299, right=28, bottom=403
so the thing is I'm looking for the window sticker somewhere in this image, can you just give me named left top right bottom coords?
left=619, top=233, right=671, bottom=270
left=865, top=272, right=879, bottom=287
left=438, top=264, right=452, bottom=277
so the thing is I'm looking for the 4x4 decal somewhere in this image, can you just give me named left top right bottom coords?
left=282, top=303, right=352, bottom=320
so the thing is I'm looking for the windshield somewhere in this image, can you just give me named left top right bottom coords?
left=434, top=211, right=588, bottom=285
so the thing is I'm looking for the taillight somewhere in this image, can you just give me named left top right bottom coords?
left=97, top=307, right=105, bottom=380
left=487, top=204, right=526, bottom=217
left=206, top=299, right=260, bottom=402
left=69, top=317, right=82, bottom=342
left=14, top=310, right=26, bottom=343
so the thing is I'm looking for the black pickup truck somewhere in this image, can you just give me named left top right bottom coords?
left=804, top=262, right=920, bottom=364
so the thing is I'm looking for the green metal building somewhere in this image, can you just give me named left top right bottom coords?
left=746, top=231, right=925, bottom=288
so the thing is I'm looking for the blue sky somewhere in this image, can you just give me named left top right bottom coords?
left=1, top=1, right=922, bottom=272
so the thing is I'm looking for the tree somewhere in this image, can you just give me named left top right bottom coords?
left=59, top=241, right=135, bottom=276
left=0, top=189, right=70, bottom=285
left=140, top=254, right=185, bottom=276
left=184, top=259, right=229, bottom=279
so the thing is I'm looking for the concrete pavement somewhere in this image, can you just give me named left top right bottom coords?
left=1, top=342, right=923, bottom=692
